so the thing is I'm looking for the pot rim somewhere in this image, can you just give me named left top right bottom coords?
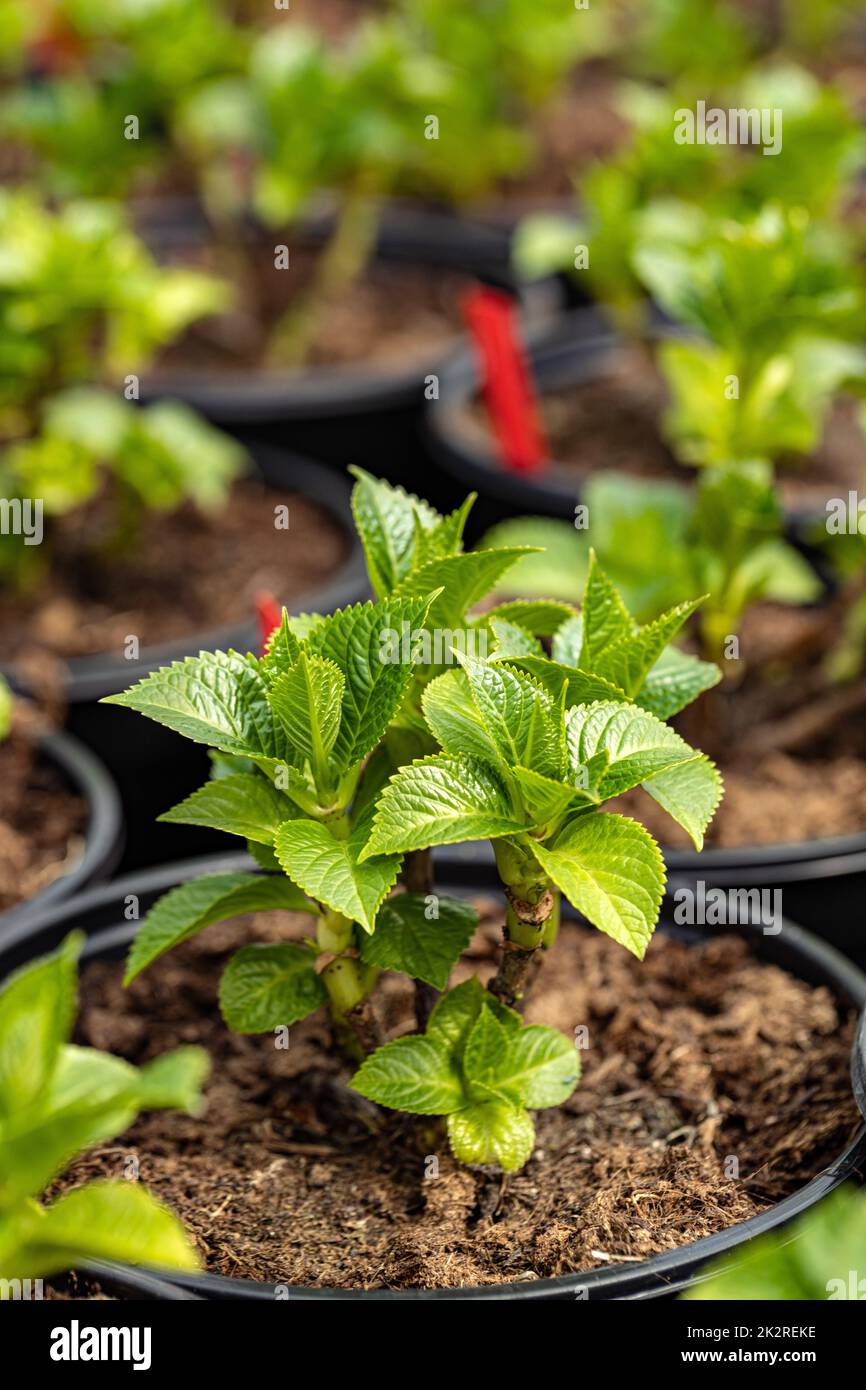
left=3, top=850, right=863, bottom=1302
left=1, top=447, right=369, bottom=705
left=0, top=728, right=123, bottom=931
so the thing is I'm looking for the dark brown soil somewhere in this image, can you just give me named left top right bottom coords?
left=466, top=343, right=866, bottom=509
left=0, top=711, right=86, bottom=914
left=158, top=243, right=472, bottom=376
left=55, top=903, right=859, bottom=1291
left=0, top=477, right=347, bottom=667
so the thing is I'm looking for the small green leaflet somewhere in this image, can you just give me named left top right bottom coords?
left=636, top=644, right=721, bottom=719
left=530, top=812, right=665, bottom=959
left=268, top=652, right=344, bottom=781
left=359, top=893, right=478, bottom=990
left=306, top=596, right=432, bottom=769
left=350, top=1035, right=463, bottom=1114
left=427, top=976, right=521, bottom=1058
left=361, top=754, right=526, bottom=859
left=421, top=669, right=504, bottom=766
left=578, top=551, right=634, bottom=667
left=487, top=599, right=578, bottom=637
left=447, top=1102, right=535, bottom=1172
left=393, top=548, right=536, bottom=632
left=349, top=467, right=441, bottom=597
left=159, top=772, right=299, bottom=846
left=0, top=932, right=81, bottom=1119
left=219, top=943, right=326, bottom=1032
left=125, top=873, right=312, bottom=983
left=259, top=608, right=301, bottom=684
left=593, top=598, right=704, bottom=697
left=103, top=650, right=288, bottom=759
left=456, top=653, right=561, bottom=781
left=274, top=814, right=400, bottom=934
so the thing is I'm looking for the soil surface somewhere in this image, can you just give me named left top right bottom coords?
left=465, top=342, right=866, bottom=510
left=55, top=903, right=859, bottom=1291
left=0, top=477, right=347, bottom=668
left=0, top=710, right=86, bottom=914
left=158, top=243, right=473, bottom=377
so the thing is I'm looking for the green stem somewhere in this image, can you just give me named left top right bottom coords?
left=317, top=910, right=380, bottom=1061
left=266, top=182, right=382, bottom=367
left=489, top=839, right=557, bottom=1010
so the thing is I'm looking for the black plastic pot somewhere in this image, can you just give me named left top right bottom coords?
left=0, top=729, right=123, bottom=932
left=139, top=201, right=560, bottom=496
left=6, top=449, right=368, bottom=873
left=3, top=852, right=863, bottom=1302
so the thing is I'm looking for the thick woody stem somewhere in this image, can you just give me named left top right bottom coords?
left=403, top=848, right=438, bottom=1031
left=488, top=887, right=555, bottom=1010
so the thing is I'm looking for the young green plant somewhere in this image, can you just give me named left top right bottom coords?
left=0, top=933, right=207, bottom=1288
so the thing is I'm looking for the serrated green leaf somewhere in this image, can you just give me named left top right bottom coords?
left=361, top=755, right=525, bottom=859
left=0, top=933, right=81, bottom=1120
left=350, top=1035, right=463, bottom=1114
left=457, top=653, right=561, bottom=780
left=578, top=551, right=635, bottom=666
left=447, top=1100, right=535, bottom=1172
left=427, top=977, right=521, bottom=1060
left=487, top=599, right=578, bottom=637
left=488, top=617, right=545, bottom=660
left=496, top=1026, right=581, bottom=1109
left=103, top=650, right=288, bottom=759
left=643, top=754, right=723, bottom=851
left=512, top=765, right=595, bottom=825
left=307, top=597, right=431, bottom=769
left=421, top=669, right=503, bottom=765
left=158, top=772, right=298, bottom=846
left=259, top=608, right=301, bottom=683
left=358, top=893, right=477, bottom=990
left=594, top=598, right=704, bottom=697
left=531, top=813, right=665, bottom=959
left=636, top=644, right=722, bottom=719
left=274, top=815, right=399, bottom=933
left=551, top=612, right=584, bottom=666
left=218, top=943, right=326, bottom=1032
left=566, top=701, right=701, bottom=799
left=349, top=467, right=441, bottom=597
left=393, top=549, right=535, bottom=631
left=508, top=654, right=629, bottom=706
left=125, top=873, right=312, bottom=983
left=463, top=1007, right=511, bottom=1101
left=268, top=652, right=344, bottom=783
left=411, top=496, right=474, bottom=569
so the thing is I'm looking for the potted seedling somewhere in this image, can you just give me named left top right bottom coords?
left=478, top=459, right=866, bottom=956
left=0, top=0, right=247, bottom=202
left=0, top=932, right=207, bottom=1299
left=0, top=190, right=368, bottom=867
left=119, top=5, right=597, bottom=458
left=12, top=473, right=853, bottom=1299
left=430, top=154, right=866, bottom=529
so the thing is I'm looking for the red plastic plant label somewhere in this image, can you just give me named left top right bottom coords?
left=462, top=285, right=548, bottom=475
left=255, top=592, right=282, bottom=654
